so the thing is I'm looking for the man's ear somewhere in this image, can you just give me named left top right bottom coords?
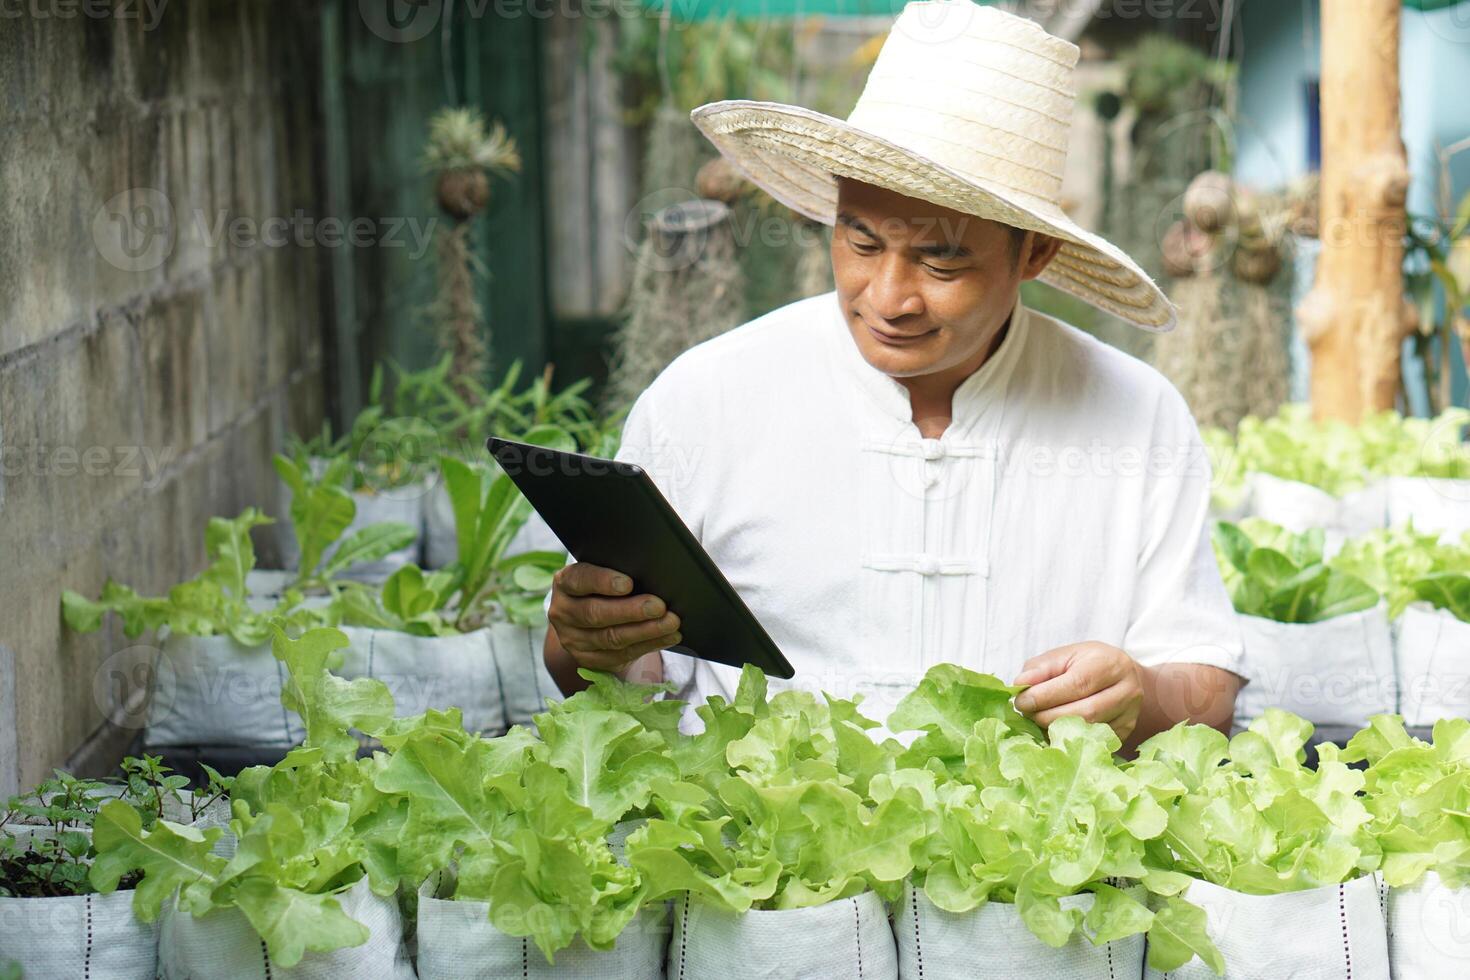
left=1018, top=232, right=1064, bottom=281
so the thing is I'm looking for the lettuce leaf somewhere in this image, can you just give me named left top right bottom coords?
left=1212, top=519, right=1378, bottom=622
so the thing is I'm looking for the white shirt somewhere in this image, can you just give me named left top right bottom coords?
left=589, top=290, right=1243, bottom=730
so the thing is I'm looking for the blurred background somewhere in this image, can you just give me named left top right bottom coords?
left=3, top=0, right=1470, bottom=791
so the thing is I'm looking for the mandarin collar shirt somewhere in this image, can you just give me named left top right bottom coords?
left=600, top=290, right=1243, bottom=729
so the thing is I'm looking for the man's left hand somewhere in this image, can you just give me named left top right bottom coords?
left=1012, top=642, right=1145, bottom=743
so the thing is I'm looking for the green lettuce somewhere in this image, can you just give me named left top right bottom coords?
left=1343, top=714, right=1470, bottom=887
left=1329, top=525, right=1470, bottom=622
left=89, top=628, right=398, bottom=967
left=61, top=509, right=334, bottom=645
left=1212, top=519, right=1379, bottom=623
left=1135, top=710, right=1378, bottom=895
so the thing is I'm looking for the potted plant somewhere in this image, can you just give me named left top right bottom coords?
left=247, top=451, right=419, bottom=602
left=332, top=454, right=566, bottom=733
left=0, top=757, right=230, bottom=978
left=1344, top=714, right=1470, bottom=975
left=1212, top=518, right=1391, bottom=728
left=273, top=395, right=435, bottom=585
left=62, top=510, right=338, bottom=754
left=1330, top=525, right=1470, bottom=727
left=89, top=628, right=415, bottom=979
left=625, top=667, right=921, bottom=980
left=1135, top=711, right=1388, bottom=979
left=884, top=666, right=1216, bottom=978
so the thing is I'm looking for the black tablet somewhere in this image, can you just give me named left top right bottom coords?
left=487, top=437, right=796, bottom=680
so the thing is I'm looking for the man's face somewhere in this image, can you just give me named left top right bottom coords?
left=830, top=177, right=1058, bottom=380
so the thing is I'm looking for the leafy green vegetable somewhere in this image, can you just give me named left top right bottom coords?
left=61, top=509, right=332, bottom=645
left=0, top=756, right=226, bottom=899
left=1328, top=525, right=1470, bottom=622
left=273, top=454, right=417, bottom=589
left=1344, top=714, right=1470, bottom=887
left=1212, top=519, right=1379, bottom=623
left=1205, top=405, right=1470, bottom=497
left=89, top=628, right=397, bottom=967
left=337, top=449, right=568, bottom=633
left=1135, top=710, right=1377, bottom=896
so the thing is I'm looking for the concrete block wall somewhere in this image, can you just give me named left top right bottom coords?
left=0, top=1, right=330, bottom=794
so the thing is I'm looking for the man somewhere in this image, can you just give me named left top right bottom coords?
left=545, top=0, right=1242, bottom=751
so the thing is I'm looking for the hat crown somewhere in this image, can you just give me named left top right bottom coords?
left=846, top=1, right=1079, bottom=210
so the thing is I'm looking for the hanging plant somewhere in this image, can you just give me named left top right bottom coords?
left=421, top=108, right=522, bottom=393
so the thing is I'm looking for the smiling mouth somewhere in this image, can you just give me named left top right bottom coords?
left=867, top=322, right=937, bottom=345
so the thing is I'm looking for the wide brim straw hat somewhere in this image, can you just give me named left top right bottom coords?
left=691, top=0, right=1176, bottom=331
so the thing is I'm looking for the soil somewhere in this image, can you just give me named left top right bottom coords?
left=0, top=850, right=139, bottom=899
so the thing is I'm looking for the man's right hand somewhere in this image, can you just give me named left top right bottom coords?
left=547, top=562, right=682, bottom=673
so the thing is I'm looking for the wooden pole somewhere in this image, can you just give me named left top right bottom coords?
left=1296, top=0, right=1413, bottom=422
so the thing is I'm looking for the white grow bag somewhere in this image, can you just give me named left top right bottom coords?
left=0, top=827, right=158, bottom=980
left=1384, top=476, right=1470, bottom=542
left=1234, top=606, right=1397, bottom=728
left=667, top=891, right=896, bottom=980
left=158, top=876, right=413, bottom=980
left=337, top=623, right=555, bottom=735
left=1386, top=871, right=1470, bottom=978
left=145, top=633, right=303, bottom=750
left=1141, top=876, right=1388, bottom=979
left=1247, top=473, right=1387, bottom=555
left=414, top=864, right=668, bottom=980
left=1394, top=604, right=1470, bottom=728
left=422, top=482, right=563, bottom=570
left=893, top=881, right=1145, bottom=979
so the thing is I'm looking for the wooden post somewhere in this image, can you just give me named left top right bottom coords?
left=1296, top=0, right=1413, bottom=422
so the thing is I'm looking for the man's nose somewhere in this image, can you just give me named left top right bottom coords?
left=866, top=256, right=924, bottom=321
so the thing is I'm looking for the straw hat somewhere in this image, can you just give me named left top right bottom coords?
left=690, top=0, right=1176, bottom=331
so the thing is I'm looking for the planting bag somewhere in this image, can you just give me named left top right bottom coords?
left=338, top=624, right=557, bottom=735
left=1394, top=604, right=1470, bottom=728
left=0, top=828, right=157, bottom=980
left=493, top=623, right=559, bottom=728
left=893, top=881, right=1145, bottom=980
left=1247, top=472, right=1386, bottom=553
left=1384, top=476, right=1470, bottom=542
left=145, top=632, right=304, bottom=750
left=1142, top=876, right=1388, bottom=979
left=1234, top=606, right=1396, bottom=728
left=1386, top=871, right=1470, bottom=978
left=0, top=887, right=157, bottom=979
left=666, top=891, right=897, bottom=980
left=158, top=876, right=413, bottom=980
left=423, top=482, right=563, bottom=570
left=413, top=874, right=668, bottom=980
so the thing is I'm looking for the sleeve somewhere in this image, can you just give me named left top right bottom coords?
left=1123, top=388, right=1246, bottom=680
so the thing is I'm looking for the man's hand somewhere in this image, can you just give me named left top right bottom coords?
left=547, top=562, right=682, bottom=674
left=1012, top=642, right=1145, bottom=744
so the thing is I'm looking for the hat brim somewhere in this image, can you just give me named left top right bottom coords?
left=691, top=99, right=1176, bottom=332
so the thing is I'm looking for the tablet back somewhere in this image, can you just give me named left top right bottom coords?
left=487, top=437, right=795, bottom=679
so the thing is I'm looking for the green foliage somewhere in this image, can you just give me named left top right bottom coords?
left=1343, top=714, right=1470, bottom=887
left=273, top=453, right=418, bottom=590
left=0, top=756, right=227, bottom=900
left=1212, top=519, right=1379, bottom=623
left=61, top=509, right=333, bottom=645
left=1203, top=405, right=1470, bottom=497
left=1134, top=712, right=1377, bottom=899
left=1328, top=524, right=1470, bottom=621
left=89, top=628, right=398, bottom=967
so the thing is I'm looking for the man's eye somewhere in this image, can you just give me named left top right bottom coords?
left=924, top=264, right=960, bottom=276
left=850, top=240, right=879, bottom=253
